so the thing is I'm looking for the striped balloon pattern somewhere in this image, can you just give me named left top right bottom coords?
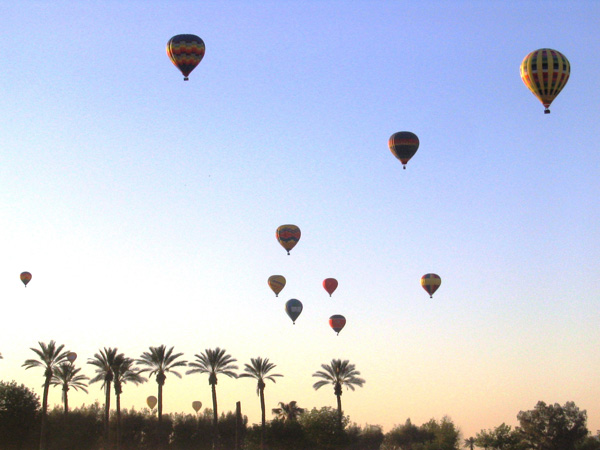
left=167, top=34, right=205, bottom=80
left=268, top=275, right=286, bottom=297
left=520, top=48, right=570, bottom=114
left=421, top=273, right=441, bottom=298
left=389, top=131, right=419, bottom=169
left=276, top=225, right=301, bottom=255
left=329, top=314, right=346, bottom=335
left=20, top=271, right=32, bottom=287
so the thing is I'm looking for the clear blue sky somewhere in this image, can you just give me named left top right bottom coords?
left=1, top=0, right=599, bottom=439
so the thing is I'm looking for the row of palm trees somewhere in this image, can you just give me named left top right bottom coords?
left=18, top=340, right=365, bottom=450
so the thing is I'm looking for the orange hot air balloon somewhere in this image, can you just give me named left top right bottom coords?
left=147, top=396, right=157, bottom=410
left=323, top=278, right=338, bottom=297
left=192, top=401, right=202, bottom=413
left=421, top=273, right=441, bottom=298
left=389, top=131, right=419, bottom=169
left=268, top=275, right=286, bottom=297
left=167, top=34, right=205, bottom=80
left=329, top=314, right=346, bottom=335
left=20, top=271, right=32, bottom=287
left=276, top=225, right=301, bottom=255
left=66, top=352, right=77, bottom=363
left=520, top=48, right=570, bottom=114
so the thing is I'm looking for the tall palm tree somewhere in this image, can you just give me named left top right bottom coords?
left=136, top=345, right=187, bottom=424
left=312, top=359, right=365, bottom=430
left=271, top=401, right=305, bottom=422
left=22, top=340, right=70, bottom=450
left=239, top=357, right=283, bottom=447
left=464, top=437, right=476, bottom=450
left=50, top=362, right=89, bottom=415
left=186, top=347, right=237, bottom=438
left=88, top=347, right=121, bottom=446
left=112, top=355, right=146, bottom=450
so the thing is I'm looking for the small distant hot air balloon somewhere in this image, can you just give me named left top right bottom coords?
left=285, top=299, right=303, bottom=324
left=520, top=48, right=570, bottom=114
left=268, top=275, right=286, bottom=297
left=329, top=314, right=346, bottom=335
left=389, top=132, right=419, bottom=169
left=147, top=396, right=157, bottom=410
left=323, top=278, right=338, bottom=297
left=167, top=34, right=205, bottom=80
left=421, top=273, right=441, bottom=298
left=20, top=272, right=32, bottom=287
left=66, top=352, right=77, bottom=363
left=192, top=401, right=202, bottom=413
left=276, top=225, right=301, bottom=255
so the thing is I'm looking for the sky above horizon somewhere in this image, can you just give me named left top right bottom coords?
left=1, top=0, right=599, bottom=440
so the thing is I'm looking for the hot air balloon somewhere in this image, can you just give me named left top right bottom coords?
left=66, top=352, right=77, bottom=363
left=323, top=278, right=338, bottom=297
left=276, top=225, right=301, bottom=255
left=285, top=299, right=303, bottom=324
left=147, top=396, right=157, bottom=410
left=192, top=401, right=202, bottom=413
left=421, top=273, right=441, bottom=298
left=167, top=34, right=205, bottom=80
left=389, top=132, right=419, bottom=169
left=20, top=272, right=32, bottom=287
left=268, top=275, right=286, bottom=297
left=329, top=314, right=346, bottom=335
left=520, top=48, right=570, bottom=114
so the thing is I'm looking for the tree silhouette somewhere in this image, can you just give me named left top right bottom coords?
left=271, top=401, right=305, bottom=422
left=312, top=359, right=365, bottom=430
left=50, top=362, right=89, bottom=415
left=112, top=355, right=146, bottom=450
left=88, top=347, right=121, bottom=446
left=22, top=340, right=69, bottom=450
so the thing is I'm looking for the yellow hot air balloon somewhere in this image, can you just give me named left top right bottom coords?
left=268, top=275, right=286, bottom=297
left=147, top=395, right=157, bottom=410
left=421, top=273, right=441, bottom=298
left=276, top=225, right=301, bottom=255
left=520, top=48, right=570, bottom=114
left=192, top=401, right=202, bottom=413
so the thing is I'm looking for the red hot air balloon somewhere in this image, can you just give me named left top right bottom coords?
left=421, top=273, right=441, bottom=298
left=20, top=272, right=32, bottom=287
left=323, top=278, right=338, bottom=297
left=329, top=315, right=346, bottom=335
left=389, top=132, right=419, bottom=169
left=167, top=34, right=205, bottom=80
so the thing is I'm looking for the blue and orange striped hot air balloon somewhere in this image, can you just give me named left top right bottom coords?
left=276, top=225, right=301, bottom=255
left=421, top=273, right=441, bottom=298
left=329, top=314, right=346, bottom=335
left=167, top=34, right=205, bottom=80
left=520, top=48, right=570, bottom=114
left=389, top=132, right=419, bottom=169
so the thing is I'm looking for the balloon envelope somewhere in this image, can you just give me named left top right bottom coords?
left=285, top=299, right=303, bottom=324
left=147, top=396, right=157, bottom=409
left=192, top=401, right=202, bottom=413
left=276, top=225, right=301, bottom=255
left=167, top=34, right=205, bottom=80
left=421, top=273, right=441, bottom=298
left=389, top=132, right=419, bottom=169
left=323, top=278, right=338, bottom=296
left=20, top=271, right=32, bottom=287
left=520, top=48, right=570, bottom=114
left=268, top=275, right=286, bottom=297
left=66, top=352, right=77, bottom=363
left=329, top=314, right=346, bottom=335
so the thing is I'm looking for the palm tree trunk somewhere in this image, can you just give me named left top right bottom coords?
left=157, top=382, right=163, bottom=424
left=63, top=387, right=69, bottom=416
left=336, top=394, right=343, bottom=430
left=116, top=393, right=121, bottom=450
left=211, top=383, right=219, bottom=449
left=259, top=388, right=266, bottom=450
left=39, top=375, right=51, bottom=450
left=104, top=382, right=111, bottom=447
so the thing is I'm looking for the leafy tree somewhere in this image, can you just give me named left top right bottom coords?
left=238, top=356, right=283, bottom=447
left=0, top=380, right=40, bottom=450
left=186, top=347, right=237, bottom=444
left=517, top=401, right=588, bottom=450
left=112, top=355, right=146, bottom=450
left=577, top=434, right=600, bottom=450
left=137, top=345, right=187, bottom=425
left=245, top=419, right=307, bottom=450
left=475, top=429, right=494, bottom=450
left=46, top=403, right=102, bottom=450
left=88, top=347, right=121, bottom=446
left=420, top=416, right=460, bottom=450
left=346, top=423, right=385, bottom=450
left=381, top=418, right=434, bottom=450
left=271, top=401, right=305, bottom=422
left=312, top=359, right=365, bottom=430
left=50, top=362, right=89, bottom=415
left=22, top=340, right=69, bottom=450
left=299, top=406, right=349, bottom=450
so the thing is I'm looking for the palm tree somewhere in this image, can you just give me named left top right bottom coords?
left=112, top=355, right=146, bottom=450
left=22, top=340, right=70, bottom=450
left=136, top=345, right=187, bottom=424
left=88, top=347, right=121, bottom=446
left=239, top=357, right=283, bottom=447
left=186, top=347, right=237, bottom=441
left=464, top=437, right=476, bottom=450
left=312, top=359, right=365, bottom=430
left=271, top=401, right=305, bottom=422
left=50, top=362, right=89, bottom=415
